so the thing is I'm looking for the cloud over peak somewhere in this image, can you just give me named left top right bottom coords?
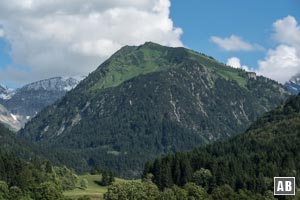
left=256, top=16, right=300, bottom=83
left=223, top=16, right=300, bottom=84
left=226, top=57, right=250, bottom=71
left=0, top=0, right=183, bottom=84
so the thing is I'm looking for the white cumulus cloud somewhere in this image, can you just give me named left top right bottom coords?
left=257, top=45, right=300, bottom=83
left=210, top=35, right=263, bottom=51
left=0, top=0, right=183, bottom=84
left=272, top=15, right=300, bottom=47
left=226, top=57, right=250, bottom=71
left=256, top=16, right=300, bottom=83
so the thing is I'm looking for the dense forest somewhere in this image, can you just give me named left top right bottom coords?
left=0, top=150, right=80, bottom=200
left=0, top=124, right=81, bottom=200
left=0, top=123, right=37, bottom=159
left=104, top=176, right=283, bottom=200
left=140, top=94, right=300, bottom=199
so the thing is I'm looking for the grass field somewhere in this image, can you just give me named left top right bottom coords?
left=217, top=69, right=247, bottom=88
left=63, top=174, right=127, bottom=200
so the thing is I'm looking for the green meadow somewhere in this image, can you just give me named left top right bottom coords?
left=63, top=174, right=128, bottom=200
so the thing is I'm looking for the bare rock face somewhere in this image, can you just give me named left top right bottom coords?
left=0, top=104, right=24, bottom=131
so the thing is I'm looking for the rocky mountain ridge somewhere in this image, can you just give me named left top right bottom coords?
left=284, top=73, right=300, bottom=95
left=0, top=77, right=82, bottom=131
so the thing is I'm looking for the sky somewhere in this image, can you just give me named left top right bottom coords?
left=0, top=0, right=299, bottom=88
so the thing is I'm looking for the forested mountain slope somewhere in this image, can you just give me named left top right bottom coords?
left=0, top=123, right=38, bottom=158
left=19, top=42, right=289, bottom=177
left=144, top=94, right=300, bottom=195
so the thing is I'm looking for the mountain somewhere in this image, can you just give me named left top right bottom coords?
left=2, top=77, right=80, bottom=117
left=19, top=42, right=289, bottom=177
left=0, top=77, right=81, bottom=130
left=0, top=84, right=15, bottom=100
left=284, top=73, right=300, bottom=95
left=145, top=94, right=300, bottom=194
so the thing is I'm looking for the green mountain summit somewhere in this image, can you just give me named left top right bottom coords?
left=19, top=42, right=288, bottom=177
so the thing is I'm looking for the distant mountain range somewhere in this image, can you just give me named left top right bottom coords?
left=0, top=77, right=82, bottom=131
left=284, top=73, right=300, bottom=95
left=19, top=42, right=289, bottom=177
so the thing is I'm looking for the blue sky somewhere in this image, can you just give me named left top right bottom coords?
left=0, top=0, right=299, bottom=87
left=170, top=0, right=300, bottom=68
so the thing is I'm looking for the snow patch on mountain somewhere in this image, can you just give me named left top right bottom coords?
left=21, top=77, right=80, bottom=92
